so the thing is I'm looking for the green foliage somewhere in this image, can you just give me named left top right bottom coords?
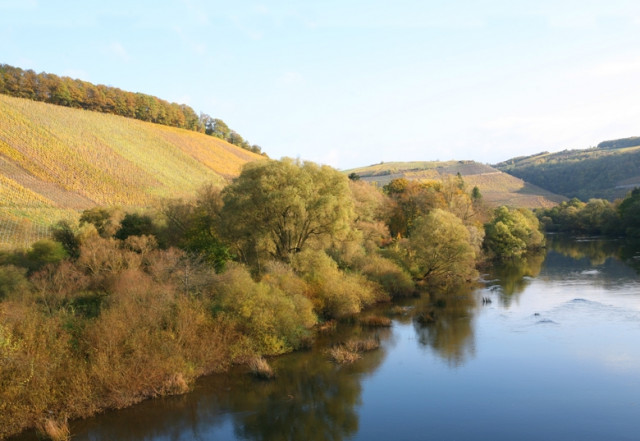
left=397, top=209, right=478, bottom=285
left=115, top=213, right=156, bottom=241
left=471, top=186, right=482, bottom=201
left=484, top=206, right=545, bottom=259
left=292, top=249, right=386, bottom=318
left=0, top=265, right=30, bottom=300
left=597, top=137, right=640, bottom=150
left=357, top=254, right=414, bottom=297
left=26, top=239, right=68, bottom=270
left=383, top=178, right=446, bottom=237
left=221, top=158, right=354, bottom=266
left=210, top=264, right=316, bottom=355
left=51, top=220, right=81, bottom=259
left=496, top=143, right=640, bottom=200
left=80, top=207, right=123, bottom=238
left=618, top=188, right=640, bottom=237
left=538, top=198, right=619, bottom=234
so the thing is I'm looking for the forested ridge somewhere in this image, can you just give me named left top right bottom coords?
left=496, top=138, right=640, bottom=201
left=0, top=63, right=264, bottom=155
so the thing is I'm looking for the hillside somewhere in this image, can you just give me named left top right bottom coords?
left=495, top=138, right=640, bottom=201
left=0, top=94, right=264, bottom=247
left=346, top=160, right=566, bottom=208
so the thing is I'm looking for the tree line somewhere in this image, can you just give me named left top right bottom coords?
left=0, top=159, right=543, bottom=438
left=537, top=188, right=640, bottom=237
left=0, top=63, right=265, bottom=155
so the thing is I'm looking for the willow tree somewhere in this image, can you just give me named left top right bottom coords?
left=221, top=158, right=354, bottom=267
left=484, top=206, right=545, bottom=259
left=402, top=209, right=478, bottom=285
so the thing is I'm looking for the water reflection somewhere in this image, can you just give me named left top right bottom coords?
left=55, top=325, right=389, bottom=441
left=412, top=290, right=477, bottom=366
left=487, top=252, right=545, bottom=306
left=547, top=234, right=619, bottom=265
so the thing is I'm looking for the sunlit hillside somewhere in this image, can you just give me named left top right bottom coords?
left=346, top=160, right=566, bottom=209
left=0, top=94, right=264, bottom=247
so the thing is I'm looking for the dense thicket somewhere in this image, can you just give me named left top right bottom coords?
left=0, top=159, right=545, bottom=439
left=536, top=189, right=640, bottom=237
left=0, top=64, right=264, bottom=155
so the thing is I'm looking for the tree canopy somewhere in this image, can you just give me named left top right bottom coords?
left=484, top=206, right=545, bottom=259
left=221, top=158, right=354, bottom=265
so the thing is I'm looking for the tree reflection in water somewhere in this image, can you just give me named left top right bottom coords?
left=487, top=252, right=545, bottom=307
left=547, top=234, right=619, bottom=266
left=412, top=287, right=477, bottom=367
left=52, top=325, right=391, bottom=441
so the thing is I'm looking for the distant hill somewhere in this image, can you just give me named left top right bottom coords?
left=345, top=160, right=566, bottom=208
left=495, top=138, right=640, bottom=201
left=0, top=94, right=264, bottom=247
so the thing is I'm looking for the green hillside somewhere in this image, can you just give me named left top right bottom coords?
left=495, top=139, right=640, bottom=201
left=346, top=160, right=566, bottom=208
left=0, top=94, right=264, bottom=247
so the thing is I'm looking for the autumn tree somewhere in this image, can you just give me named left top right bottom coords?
left=398, top=209, right=478, bottom=285
left=221, top=158, right=354, bottom=267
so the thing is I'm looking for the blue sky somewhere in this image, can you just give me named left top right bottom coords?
left=2, top=0, right=640, bottom=169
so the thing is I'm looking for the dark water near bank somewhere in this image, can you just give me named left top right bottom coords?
left=14, top=236, right=640, bottom=440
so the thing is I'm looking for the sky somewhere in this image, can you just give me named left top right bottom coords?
left=2, top=0, right=640, bottom=170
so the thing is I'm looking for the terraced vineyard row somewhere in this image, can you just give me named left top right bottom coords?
left=0, top=94, right=264, bottom=248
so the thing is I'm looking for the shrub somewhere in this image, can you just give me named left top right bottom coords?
left=248, top=356, right=275, bottom=379
left=359, top=315, right=392, bottom=327
left=0, top=265, right=30, bottom=300
left=292, top=250, right=387, bottom=319
left=210, top=264, right=316, bottom=355
left=357, top=254, right=414, bottom=297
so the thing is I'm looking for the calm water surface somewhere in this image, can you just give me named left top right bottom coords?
left=14, top=236, right=640, bottom=440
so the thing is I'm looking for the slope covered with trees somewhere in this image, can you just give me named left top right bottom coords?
left=0, top=63, right=264, bottom=154
left=495, top=138, right=640, bottom=201
left=0, top=94, right=264, bottom=248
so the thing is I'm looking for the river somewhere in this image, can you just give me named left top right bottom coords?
left=12, top=235, right=640, bottom=440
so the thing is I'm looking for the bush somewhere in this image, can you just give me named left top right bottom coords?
left=210, top=264, right=316, bottom=355
left=292, top=250, right=387, bottom=319
left=0, top=265, right=30, bottom=300
left=357, top=254, right=414, bottom=297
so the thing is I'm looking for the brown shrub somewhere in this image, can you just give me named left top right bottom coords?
left=359, top=315, right=392, bottom=327
left=38, top=418, right=70, bottom=441
left=326, top=346, right=361, bottom=364
left=248, top=356, right=275, bottom=379
left=345, top=337, right=380, bottom=352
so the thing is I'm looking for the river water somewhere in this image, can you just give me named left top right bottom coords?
left=13, top=235, right=640, bottom=440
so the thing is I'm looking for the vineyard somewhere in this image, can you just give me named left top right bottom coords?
left=0, top=94, right=264, bottom=248
left=346, top=160, right=566, bottom=209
